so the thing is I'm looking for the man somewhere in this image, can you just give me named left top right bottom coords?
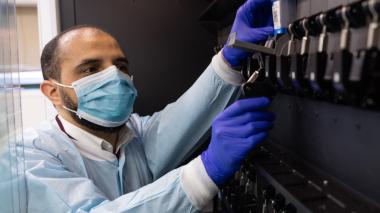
left=23, top=0, right=275, bottom=212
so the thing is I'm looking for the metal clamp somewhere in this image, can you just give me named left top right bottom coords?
left=300, top=18, right=310, bottom=55
left=367, top=0, right=380, bottom=48
left=317, top=13, right=328, bottom=53
left=241, top=54, right=264, bottom=96
left=339, top=6, right=351, bottom=50
left=287, top=23, right=297, bottom=56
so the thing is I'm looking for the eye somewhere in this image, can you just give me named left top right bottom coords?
left=82, top=66, right=99, bottom=74
left=116, top=64, right=129, bottom=73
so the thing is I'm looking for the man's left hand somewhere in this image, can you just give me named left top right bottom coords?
left=222, top=0, right=274, bottom=68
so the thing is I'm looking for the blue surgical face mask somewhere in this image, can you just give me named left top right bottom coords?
left=53, top=65, right=137, bottom=127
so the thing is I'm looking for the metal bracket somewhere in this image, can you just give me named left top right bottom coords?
left=227, top=32, right=276, bottom=55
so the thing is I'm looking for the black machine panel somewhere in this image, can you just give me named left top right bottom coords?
left=270, top=94, right=380, bottom=204
left=209, top=0, right=380, bottom=212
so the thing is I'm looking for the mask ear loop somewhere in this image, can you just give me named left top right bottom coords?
left=51, top=80, right=82, bottom=119
left=61, top=105, right=82, bottom=119
left=52, top=80, right=74, bottom=88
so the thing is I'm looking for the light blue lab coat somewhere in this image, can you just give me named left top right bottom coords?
left=20, top=60, right=241, bottom=212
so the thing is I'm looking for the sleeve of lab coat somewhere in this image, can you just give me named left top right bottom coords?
left=24, top=146, right=202, bottom=213
left=141, top=52, right=244, bottom=179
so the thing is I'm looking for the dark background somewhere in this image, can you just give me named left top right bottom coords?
left=60, top=0, right=217, bottom=116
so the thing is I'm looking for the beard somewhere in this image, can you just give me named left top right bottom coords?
left=60, top=89, right=125, bottom=133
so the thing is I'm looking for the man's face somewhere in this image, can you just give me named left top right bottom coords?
left=56, top=28, right=130, bottom=131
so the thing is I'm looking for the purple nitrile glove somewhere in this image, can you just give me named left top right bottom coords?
left=201, top=97, right=276, bottom=186
left=222, top=0, right=274, bottom=67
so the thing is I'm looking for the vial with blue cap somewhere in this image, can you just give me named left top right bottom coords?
left=271, top=0, right=296, bottom=35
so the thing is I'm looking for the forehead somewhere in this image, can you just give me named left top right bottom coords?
left=58, top=28, right=124, bottom=64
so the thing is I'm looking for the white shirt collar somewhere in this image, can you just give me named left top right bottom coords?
left=55, top=115, right=135, bottom=162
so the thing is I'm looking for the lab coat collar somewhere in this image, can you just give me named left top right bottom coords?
left=55, top=115, right=135, bottom=162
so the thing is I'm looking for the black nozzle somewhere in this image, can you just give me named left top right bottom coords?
left=289, top=19, right=307, bottom=39
left=346, top=1, right=367, bottom=28
left=325, top=6, right=344, bottom=33
left=306, top=13, right=325, bottom=36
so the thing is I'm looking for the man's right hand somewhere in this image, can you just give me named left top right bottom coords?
left=201, top=97, right=275, bottom=186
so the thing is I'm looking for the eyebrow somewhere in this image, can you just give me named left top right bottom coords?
left=113, top=57, right=129, bottom=65
left=74, top=56, right=129, bottom=71
left=75, top=58, right=102, bottom=70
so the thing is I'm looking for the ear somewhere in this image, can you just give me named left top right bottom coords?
left=40, top=80, right=62, bottom=106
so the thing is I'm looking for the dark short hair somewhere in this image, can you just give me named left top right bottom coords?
left=40, top=25, right=109, bottom=80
